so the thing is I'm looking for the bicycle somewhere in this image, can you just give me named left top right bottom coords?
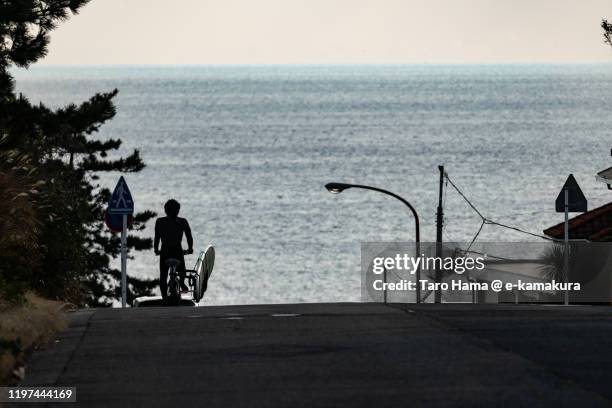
left=161, top=249, right=193, bottom=306
left=156, top=248, right=211, bottom=306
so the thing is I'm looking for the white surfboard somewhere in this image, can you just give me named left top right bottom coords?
left=195, top=244, right=215, bottom=302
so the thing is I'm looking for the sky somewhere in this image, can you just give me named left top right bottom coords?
left=41, top=0, right=612, bottom=65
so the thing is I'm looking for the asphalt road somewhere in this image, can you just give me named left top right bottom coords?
left=18, top=303, right=612, bottom=407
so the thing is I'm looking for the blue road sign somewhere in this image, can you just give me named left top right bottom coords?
left=108, top=176, right=134, bottom=215
left=106, top=176, right=134, bottom=307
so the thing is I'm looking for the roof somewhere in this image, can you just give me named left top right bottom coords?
left=543, top=201, right=612, bottom=242
left=597, top=166, right=612, bottom=188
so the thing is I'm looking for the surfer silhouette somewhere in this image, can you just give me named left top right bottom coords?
left=154, top=199, right=193, bottom=298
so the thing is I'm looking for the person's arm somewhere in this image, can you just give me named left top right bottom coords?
left=184, top=219, right=194, bottom=253
left=154, top=219, right=160, bottom=255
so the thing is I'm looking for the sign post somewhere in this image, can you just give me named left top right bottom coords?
left=555, top=174, right=587, bottom=306
left=121, top=214, right=128, bottom=308
left=105, top=176, right=134, bottom=308
left=564, top=188, right=569, bottom=306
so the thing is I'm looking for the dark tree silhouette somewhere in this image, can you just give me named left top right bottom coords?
left=0, top=0, right=158, bottom=306
left=603, top=19, right=612, bottom=48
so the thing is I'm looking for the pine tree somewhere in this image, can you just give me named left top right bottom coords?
left=0, top=0, right=158, bottom=305
left=0, top=143, right=42, bottom=303
left=603, top=19, right=612, bottom=48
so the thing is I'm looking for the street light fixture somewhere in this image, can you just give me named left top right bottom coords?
left=325, top=182, right=421, bottom=303
left=325, top=183, right=352, bottom=194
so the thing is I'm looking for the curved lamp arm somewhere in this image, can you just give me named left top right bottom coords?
left=325, top=183, right=420, bottom=242
left=325, top=182, right=421, bottom=303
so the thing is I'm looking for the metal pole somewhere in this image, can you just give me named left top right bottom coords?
left=415, top=235, right=421, bottom=304
left=514, top=289, right=519, bottom=305
left=435, top=165, right=444, bottom=303
left=332, top=184, right=421, bottom=303
left=349, top=185, right=420, bottom=303
left=383, top=267, right=387, bottom=305
left=564, top=188, right=569, bottom=306
left=121, top=213, right=128, bottom=308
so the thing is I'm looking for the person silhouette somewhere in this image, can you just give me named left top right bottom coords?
left=154, top=199, right=193, bottom=298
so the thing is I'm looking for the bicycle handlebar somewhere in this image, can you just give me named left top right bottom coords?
left=154, top=249, right=193, bottom=256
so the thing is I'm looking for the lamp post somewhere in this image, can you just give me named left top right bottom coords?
left=325, top=182, right=421, bottom=303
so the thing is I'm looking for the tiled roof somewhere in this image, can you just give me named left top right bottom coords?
left=543, top=201, right=612, bottom=242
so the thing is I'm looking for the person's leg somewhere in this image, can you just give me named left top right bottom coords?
left=178, top=252, right=188, bottom=291
left=159, top=255, right=169, bottom=299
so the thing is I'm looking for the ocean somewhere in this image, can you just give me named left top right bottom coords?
left=11, top=64, right=612, bottom=305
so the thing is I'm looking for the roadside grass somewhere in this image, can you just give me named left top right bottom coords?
left=0, top=293, right=67, bottom=385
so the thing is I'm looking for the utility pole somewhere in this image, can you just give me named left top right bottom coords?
left=435, top=165, right=444, bottom=303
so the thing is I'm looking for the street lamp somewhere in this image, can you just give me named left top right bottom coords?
left=325, top=182, right=421, bottom=303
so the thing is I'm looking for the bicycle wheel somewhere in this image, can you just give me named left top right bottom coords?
left=168, top=278, right=180, bottom=306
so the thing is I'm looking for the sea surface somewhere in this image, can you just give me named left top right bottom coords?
left=11, top=64, right=612, bottom=305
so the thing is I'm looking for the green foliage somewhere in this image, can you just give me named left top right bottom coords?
left=0, top=0, right=157, bottom=306
left=539, top=243, right=610, bottom=285
left=0, top=337, right=22, bottom=358
left=0, top=146, right=41, bottom=303
left=0, top=1, right=91, bottom=69
left=539, top=243, right=568, bottom=282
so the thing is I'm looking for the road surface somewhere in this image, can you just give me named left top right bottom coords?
left=18, top=303, right=612, bottom=407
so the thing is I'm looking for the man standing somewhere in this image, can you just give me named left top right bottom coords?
left=154, top=199, right=193, bottom=298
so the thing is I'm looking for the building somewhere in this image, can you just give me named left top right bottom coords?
left=543, top=201, right=612, bottom=242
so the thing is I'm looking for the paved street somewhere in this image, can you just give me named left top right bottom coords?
left=19, top=303, right=612, bottom=407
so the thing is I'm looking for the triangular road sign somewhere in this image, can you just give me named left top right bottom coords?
left=108, top=176, right=134, bottom=215
left=105, top=176, right=134, bottom=232
left=555, top=174, right=587, bottom=213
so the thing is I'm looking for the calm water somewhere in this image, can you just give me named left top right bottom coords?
left=12, top=65, right=612, bottom=305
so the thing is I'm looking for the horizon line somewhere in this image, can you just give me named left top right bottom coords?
left=21, top=61, right=612, bottom=69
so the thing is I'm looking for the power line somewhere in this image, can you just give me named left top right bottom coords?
left=443, top=172, right=486, bottom=220
left=444, top=172, right=554, bottom=242
left=465, top=220, right=486, bottom=254
left=483, top=219, right=554, bottom=241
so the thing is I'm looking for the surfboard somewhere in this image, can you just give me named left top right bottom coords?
left=196, top=244, right=215, bottom=302
left=192, top=253, right=203, bottom=302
